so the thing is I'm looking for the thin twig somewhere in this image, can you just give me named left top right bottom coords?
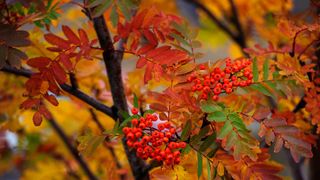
left=0, top=66, right=116, bottom=119
left=48, top=117, right=97, bottom=180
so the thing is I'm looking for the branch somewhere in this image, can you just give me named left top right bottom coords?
left=91, top=16, right=149, bottom=180
left=0, top=65, right=116, bottom=119
left=88, top=108, right=126, bottom=180
left=186, top=0, right=237, bottom=41
left=48, top=117, right=97, bottom=180
left=228, top=0, right=246, bottom=48
left=284, top=149, right=304, bottom=180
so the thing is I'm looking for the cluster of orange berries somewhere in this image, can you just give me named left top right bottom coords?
left=122, top=108, right=186, bottom=165
left=187, top=58, right=253, bottom=101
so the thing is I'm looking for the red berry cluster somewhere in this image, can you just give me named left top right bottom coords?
left=123, top=108, right=187, bottom=165
left=187, top=58, right=253, bottom=101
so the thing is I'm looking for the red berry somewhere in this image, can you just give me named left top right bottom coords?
left=131, top=108, right=138, bottom=115
left=213, top=87, right=221, bottom=95
left=179, top=142, right=187, bottom=148
left=165, top=132, right=172, bottom=138
left=127, top=140, right=133, bottom=147
left=196, top=84, right=203, bottom=90
left=158, top=124, right=165, bottom=130
left=122, top=127, right=130, bottom=134
left=135, top=132, right=142, bottom=138
left=139, top=123, right=146, bottom=129
left=169, top=142, right=177, bottom=149
left=226, top=88, right=232, bottom=94
left=214, top=74, right=221, bottom=80
left=174, top=157, right=181, bottom=164
left=212, top=95, right=219, bottom=101
left=169, top=128, right=176, bottom=134
left=126, top=132, right=134, bottom=140
left=173, top=151, right=181, bottom=157
left=163, top=137, right=169, bottom=143
left=131, top=119, right=138, bottom=126
left=199, top=64, right=206, bottom=70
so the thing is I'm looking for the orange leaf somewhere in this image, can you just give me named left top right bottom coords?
left=44, top=33, right=70, bottom=49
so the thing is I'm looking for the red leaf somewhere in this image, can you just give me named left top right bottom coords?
left=132, top=9, right=148, bottom=29
left=144, top=62, right=153, bottom=83
left=33, top=111, right=42, bottom=126
left=136, top=57, right=148, bottom=68
left=44, top=33, right=70, bottom=49
left=60, top=54, right=73, bottom=71
left=39, top=105, right=52, bottom=119
left=145, top=46, right=171, bottom=58
left=78, top=29, right=89, bottom=45
left=149, top=103, right=168, bottom=111
left=50, top=61, right=67, bottom=84
left=62, top=25, right=80, bottom=44
left=44, top=94, right=59, bottom=106
left=137, top=44, right=155, bottom=55
left=20, top=98, right=41, bottom=109
left=143, top=29, right=158, bottom=46
left=27, top=57, right=51, bottom=68
left=47, top=47, right=63, bottom=52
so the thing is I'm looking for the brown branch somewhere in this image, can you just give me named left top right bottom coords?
left=228, top=0, right=246, bottom=48
left=0, top=65, right=116, bottom=119
left=48, top=117, right=97, bottom=180
left=91, top=16, right=149, bottom=180
left=88, top=108, right=127, bottom=180
left=186, top=0, right=238, bottom=44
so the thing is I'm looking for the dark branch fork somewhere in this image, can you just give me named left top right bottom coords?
left=91, top=15, right=150, bottom=180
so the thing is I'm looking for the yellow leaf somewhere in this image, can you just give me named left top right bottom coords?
left=217, top=162, right=224, bottom=177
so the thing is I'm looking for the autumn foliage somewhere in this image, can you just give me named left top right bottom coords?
left=1, top=0, right=320, bottom=180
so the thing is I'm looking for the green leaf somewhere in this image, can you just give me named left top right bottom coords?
left=133, top=93, right=138, bottom=108
left=119, top=115, right=139, bottom=128
left=191, top=126, right=210, bottom=144
left=170, top=33, right=189, bottom=47
left=117, top=0, right=131, bottom=20
left=217, top=121, right=232, bottom=139
left=207, top=143, right=218, bottom=158
left=250, top=83, right=275, bottom=99
left=200, top=101, right=222, bottom=113
left=181, top=120, right=191, bottom=141
left=263, top=59, right=269, bottom=81
left=252, top=57, right=259, bottom=82
left=197, top=152, right=203, bottom=178
left=207, top=111, right=226, bottom=122
left=92, top=0, right=112, bottom=17
left=110, top=5, right=118, bottom=27
left=119, top=110, right=130, bottom=119
left=225, top=131, right=237, bottom=150
left=143, top=109, right=155, bottom=116
left=77, top=130, right=105, bottom=156
left=207, top=159, right=212, bottom=180
left=180, top=144, right=191, bottom=155
left=199, top=134, right=216, bottom=151
left=87, top=0, right=105, bottom=8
